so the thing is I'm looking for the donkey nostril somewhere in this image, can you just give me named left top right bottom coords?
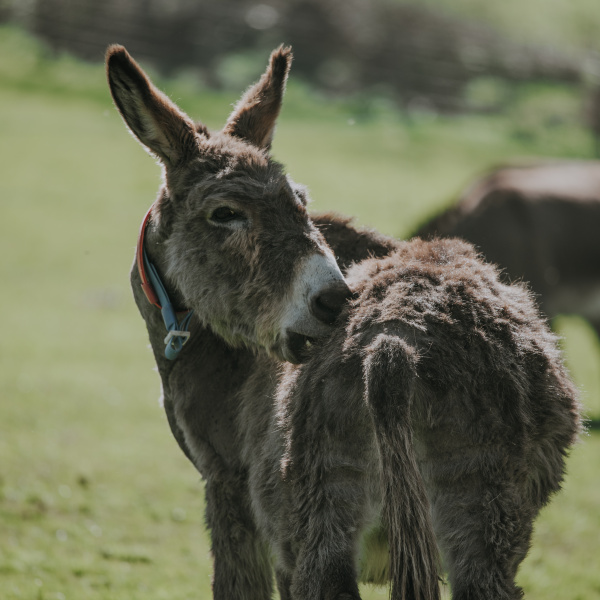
left=311, top=282, right=352, bottom=325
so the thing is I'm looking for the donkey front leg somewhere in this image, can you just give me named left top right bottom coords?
left=204, top=474, right=273, bottom=600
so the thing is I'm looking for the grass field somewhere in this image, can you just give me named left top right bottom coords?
left=1, top=26, right=599, bottom=599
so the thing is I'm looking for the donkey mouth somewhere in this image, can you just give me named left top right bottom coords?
left=282, top=331, right=318, bottom=364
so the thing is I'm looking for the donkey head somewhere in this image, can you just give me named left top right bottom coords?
left=107, top=45, right=350, bottom=363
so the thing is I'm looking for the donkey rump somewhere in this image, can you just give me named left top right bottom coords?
left=272, top=238, right=581, bottom=599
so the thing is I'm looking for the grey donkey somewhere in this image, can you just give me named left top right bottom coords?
left=107, top=45, right=582, bottom=599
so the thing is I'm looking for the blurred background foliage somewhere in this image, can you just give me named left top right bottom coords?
left=2, top=0, right=600, bottom=113
left=1, top=2, right=600, bottom=599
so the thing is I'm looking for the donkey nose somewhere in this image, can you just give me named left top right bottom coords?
left=310, top=281, right=352, bottom=325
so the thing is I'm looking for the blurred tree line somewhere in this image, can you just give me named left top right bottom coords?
left=0, top=0, right=598, bottom=115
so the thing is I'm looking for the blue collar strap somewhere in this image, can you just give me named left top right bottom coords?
left=137, top=205, right=193, bottom=360
left=143, top=252, right=194, bottom=360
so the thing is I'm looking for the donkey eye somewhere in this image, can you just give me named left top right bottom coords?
left=210, top=207, right=243, bottom=224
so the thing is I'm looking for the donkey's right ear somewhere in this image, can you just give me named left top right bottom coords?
left=106, top=45, right=199, bottom=167
left=222, top=46, right=292, bottom=151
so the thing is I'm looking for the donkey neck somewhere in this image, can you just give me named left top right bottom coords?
left=130, top=255, right=258, bottom=471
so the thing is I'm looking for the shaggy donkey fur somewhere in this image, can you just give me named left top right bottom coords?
left=273, top=239, right=581, bottom=599
left=107, top=46, right=581, bottom=599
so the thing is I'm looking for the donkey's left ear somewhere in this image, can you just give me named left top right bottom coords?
left=106, top=45, right=199, bottom=168
left=222, top=46, right=292, bottom=151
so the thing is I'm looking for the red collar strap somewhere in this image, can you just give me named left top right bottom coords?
left=136, top=204, right=161, bottom=308
left=136, top=205, right=194, bottom=361
left=136, top=204, right=192, bottom=317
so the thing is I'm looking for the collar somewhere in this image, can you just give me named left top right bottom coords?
left=136, top=204, right=194, bottom=360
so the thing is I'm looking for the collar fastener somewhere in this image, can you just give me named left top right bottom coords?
left=136, top=205, right=193, bottom=360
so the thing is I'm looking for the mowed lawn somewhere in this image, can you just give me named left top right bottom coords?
left=1, top=38, right=600, bottom=599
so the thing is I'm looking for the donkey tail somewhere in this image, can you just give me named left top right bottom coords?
left=363, top=334, right=440, bottom=600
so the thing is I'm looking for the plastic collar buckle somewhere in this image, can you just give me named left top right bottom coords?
left=164, top=329, right=191, bottom=349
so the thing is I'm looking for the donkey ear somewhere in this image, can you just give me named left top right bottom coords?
left=106, top=45, right=199, bottom=167
left=222, top=46, right=292, bottom=150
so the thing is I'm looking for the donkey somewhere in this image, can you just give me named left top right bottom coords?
left=107, top=43, right=394, bottom=598
left=414, top=161, right=600, bottom=339
left=271, top=238, right=581, bottom=599
left=107, top=46, right=581, bottom=599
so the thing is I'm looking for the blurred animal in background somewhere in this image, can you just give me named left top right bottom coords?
left=414, top=161, right=600, bottom=340
left=107, top=46, right=581, bottom=600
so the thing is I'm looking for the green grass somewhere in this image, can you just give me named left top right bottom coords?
left=1, top=26, right=599, bottom=599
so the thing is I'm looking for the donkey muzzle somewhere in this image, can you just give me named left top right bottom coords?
left=279, top=252, right=351, bottom=364
left=310, top=280, right=352, bottom=325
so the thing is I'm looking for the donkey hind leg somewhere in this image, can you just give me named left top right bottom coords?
left=291, top=537, right=362, bottom=600
left=288, top=465, right=365, bottom=599
left=431, top=479, right=534, bottom=600
left=276, top=572, right=360, bottom=600
left=276, top=568, right=293, bottom=600
left=204, top=475, right=273, bottom=600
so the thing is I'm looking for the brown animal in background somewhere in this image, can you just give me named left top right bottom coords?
left=107, top=46, right=581, bottom=600
left=414, top=161, right=600, bottom=338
